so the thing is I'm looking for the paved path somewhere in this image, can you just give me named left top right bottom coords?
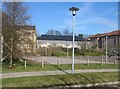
left=23, top=56, right=118, bottom=64
left=1, top=69, right=119, bottom=78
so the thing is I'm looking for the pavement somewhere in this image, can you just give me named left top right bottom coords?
left=1, top=69, right=119, bottom=78
left=23, top=56, right=119, bottom=64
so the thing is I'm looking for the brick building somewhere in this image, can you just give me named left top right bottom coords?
left=17, top=26, right=37, bottom=53
left=89, top=30, right=120, bottom=51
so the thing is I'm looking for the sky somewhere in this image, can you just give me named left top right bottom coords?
left=25, top=2, right=118, bottom=36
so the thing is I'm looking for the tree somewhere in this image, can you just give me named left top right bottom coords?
left=69, top=32, right=73, bottom=36
left=46, top=29, right=54, bottom=35
left=54, top=30, right=62, bottom=35
left=2, top=2, right=30, bottom=67
left=46, top=29, right=62, bottom=35
left=84, top=34, right=92, bottom=39
left=78, top=34, right=84, bottom=38
left=63, top=29, right=70, bottom=36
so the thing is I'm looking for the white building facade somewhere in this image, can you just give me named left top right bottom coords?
left=37, top=35, right=91, bottom=49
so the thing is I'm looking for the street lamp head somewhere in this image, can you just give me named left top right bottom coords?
left=88, top=38, right=90, bottom=41
left=97, top=37, right=99, bottom=40
left=106, top=36, right=108, bottom=39
left=69, top=7, right=79, bottom=16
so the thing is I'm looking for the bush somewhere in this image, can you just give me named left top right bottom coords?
left=53, top=51, right=67, bottom=57
left=36, top=47, right=105, bottom=56
left=74, top=48, right=104, bottom=56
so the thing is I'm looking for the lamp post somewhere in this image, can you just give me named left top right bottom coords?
left=88, top=38, right=90, bottom=49
left=97, top=37, right=99, bottom=49
left=67, top=41, right=69, bottom=57
left=69, top=7, right=79, bottom=74
left=106, top=36, right=108, bottom=61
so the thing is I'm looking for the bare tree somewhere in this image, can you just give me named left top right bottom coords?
left=2, top=2, right=30, bottom=67
left=63, top=29, right=70, bottom=36
left=46, top=29, right=62, bottom=35
left=46, top=29, right=54, bottom=35
left=54, top=30, right=62, bottom=35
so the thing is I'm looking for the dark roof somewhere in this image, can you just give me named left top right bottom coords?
left=37, top=35, right=85, bottom=41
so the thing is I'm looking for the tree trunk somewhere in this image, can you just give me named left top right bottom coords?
left=9, top=38, right=13, bottom=67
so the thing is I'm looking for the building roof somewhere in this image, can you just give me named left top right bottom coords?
left=90, top=30, right=120, bottom=39
left=37, top=35, right=85, bottom=41
left=90, top=33, right=104, bottom=38
left=106, top=30, right=120, bottom=36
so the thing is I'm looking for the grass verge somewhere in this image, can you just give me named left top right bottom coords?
left=2, top=72, right=119, bottom=87
left=2, top=60, right=118, bottom=73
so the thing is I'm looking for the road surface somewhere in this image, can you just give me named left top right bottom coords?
left=23, top=56, right=118, bottom=64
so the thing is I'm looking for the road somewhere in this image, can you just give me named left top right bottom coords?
left=23, top=56, right=118, bottom=64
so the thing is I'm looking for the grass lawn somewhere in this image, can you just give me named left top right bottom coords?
left=2, top=60, right=118, bottom=73
left=2, top=72, right=119, bottom=87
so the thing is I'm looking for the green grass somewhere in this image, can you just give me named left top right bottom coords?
left=2, top=60, right=118, bottom=73
left=2, top=72, right=118, bottom=87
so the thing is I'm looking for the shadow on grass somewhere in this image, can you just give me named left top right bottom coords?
left=50, top=64, right=69, bottom=74
left=2, top=73, right=118, bottom=89
left=2, top=62, right=119, bottom=89
left=43, top=64, right=118, bottom=89
left=40, top=73, right=118, bottom=89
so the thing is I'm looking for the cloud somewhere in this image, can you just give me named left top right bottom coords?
left=77, top=3, right=94, bottom=17
left=58, top=25, right=64, bottom=29
left=57, top=3, right=117, bottom=35
left=79, top=17, right=117, bottom=27
left=58, top=16, right=117, bottom=34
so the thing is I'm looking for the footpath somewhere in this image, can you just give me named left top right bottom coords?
left=1, top=69, right=119, bottom=78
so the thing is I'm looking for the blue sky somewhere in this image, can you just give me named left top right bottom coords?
left=25, top=2, right=118, bottom=36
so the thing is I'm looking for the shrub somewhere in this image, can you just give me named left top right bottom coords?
left=36, top=47, right=105, bottom=56
left=53, top=51, right=67, bottom=57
